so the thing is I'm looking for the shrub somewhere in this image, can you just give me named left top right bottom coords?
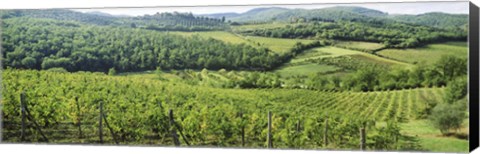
left=46, top=67, right=68, bottom=73
left=108, top=67, right=116, bottom=76
left=429, top=103, right=465, bottom=135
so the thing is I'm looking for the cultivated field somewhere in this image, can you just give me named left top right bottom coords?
left=169, top=31, right=251, bottom=45
left=244, top=36, right=317, bottom=53
left=231, top=23, right=292, bottom=32
left=334, top=41, right=385, bottom=52
left=168, top=31, right=316, bottom=53
left=377, top=42, right=468, bottom=65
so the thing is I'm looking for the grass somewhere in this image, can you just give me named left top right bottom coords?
left=274, top=63, right=342, bottom=77
left=117, top=70, right=184, bottom=81
left=231, top=22, right=291, bottom=32
left=169, top=31, right=316, bottom=53
left=350, top=54, right=410, bottom=68
left=291, top=46, right=412, bottom=67
left=169, top=31, right=251, bottom=45
left=275, top=46, right=413, bottom=78
left=445, top=41, right=468, bottom=47
left=302, top=46, right=361, bottom=57
left=419, top=138, right=468, bottom=153
left=400, top=120, right=469, bottom=153
left=334, top=41, right=385, bottom=51
left=245, top=36, right=317, bottom=53
left=275, top=47, right=359, bottom=78
left=377, top=42, right=468, bottom=65
left=290, top=47, right=360, bottom=63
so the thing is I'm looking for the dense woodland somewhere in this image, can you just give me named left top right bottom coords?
left=1, top=18, right=282, bottom=72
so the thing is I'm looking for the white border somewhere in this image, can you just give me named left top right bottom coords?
left=0, top=0, right=477, bottom=154
left=0, top=0, right=469, bottom=9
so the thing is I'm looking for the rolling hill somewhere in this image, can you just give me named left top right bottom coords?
left=204, top=6, right=467, bottom=29
left=1, top=6, right=467, bottom=30
left=389, top=12, right=468, bottom=29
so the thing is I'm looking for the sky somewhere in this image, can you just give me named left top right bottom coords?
left=71, top=1, right=469, bottom=17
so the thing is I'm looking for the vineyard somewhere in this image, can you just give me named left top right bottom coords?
left=1, top=69, right=445, bottom=150
left=0, top=6, right=469, bottom=153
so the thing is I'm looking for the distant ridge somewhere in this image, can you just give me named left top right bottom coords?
left=85, top=11, right=131, bottom=18
left=0, top=6, right=468, bottom=30
left=202, top=6, right=467, bottom=29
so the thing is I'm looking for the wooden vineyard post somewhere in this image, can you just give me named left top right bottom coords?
left=169, top=109, right=180, bottom=146
left=75, top=97, right=83, bottom=139
left=296, top=120, right=300, bottom=133
left=267, top=111, right=273, bottom=149
left=19, top=93, right=48, bottom=142
left=239, top=112, right=245, bottom=147
left=103, top=113, right=119, bottom=144
left=99, top=101, right=103, bottom=144
left=20, top=92, right=26, bottom=141
left=360, top=127, right=366, bottom=150
left=324, top=119, right=328, bottom=147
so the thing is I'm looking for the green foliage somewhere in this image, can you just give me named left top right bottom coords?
left=3, top=69, right=432, bottom=149
left=444, top=77, right=467, bottom=105
left=226, top=6, right=385, bottom=24
left=139, top=12, right=228, bottom=31
left=371, top=121, right=401, bottom=149
left=1, top=9, right=118, bottom=25
left=333, top=41, right=385, bottom=53
left=241, top=21, right=466, bottom=48
left=226, top=6, right=466, bottom=31
left=171, top=31, right=252, bottom=45
left=46, top=67, right=68, bottom=73
left=377, top=42, right=467, bottom=65
left=245, top=36, right=320, bottom=53
left=427, top=73, right=467, bottom=135
left=108, top=67, right=116, bottom=76
left=391, top=12, right=468, bottom=29
left=0, top=7, right=468, bottom=152
left=304, top=54, right=466, bottom=92
left=222, top=71, right=282, bottom=89
left=429, top=103, right=465, bottom=135
left=435, top=55, right=467, bottom=81
left=275, top=63, right=341, bottom=78
left=2, top=18, right=282, bottom=72
left=1, top=9, right=228, bottom=31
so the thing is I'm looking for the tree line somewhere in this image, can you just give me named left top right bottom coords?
left=133, top=12, right=229, bottom=31
left=0, top=9, right=229, bottom=32
left=241, top=21, right=467, bottom=48
left=305, top=55, right=467, bottom=92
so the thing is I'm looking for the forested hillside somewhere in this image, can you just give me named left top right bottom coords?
left=0, top=9, right=228, bottom=31
left=1, top=18, right=281, bottom=72
left=0, top=9, right=119, bottom=26
left=211, top=6, right=467, bottom=30
left=389, top=12, right=468, bottom=29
